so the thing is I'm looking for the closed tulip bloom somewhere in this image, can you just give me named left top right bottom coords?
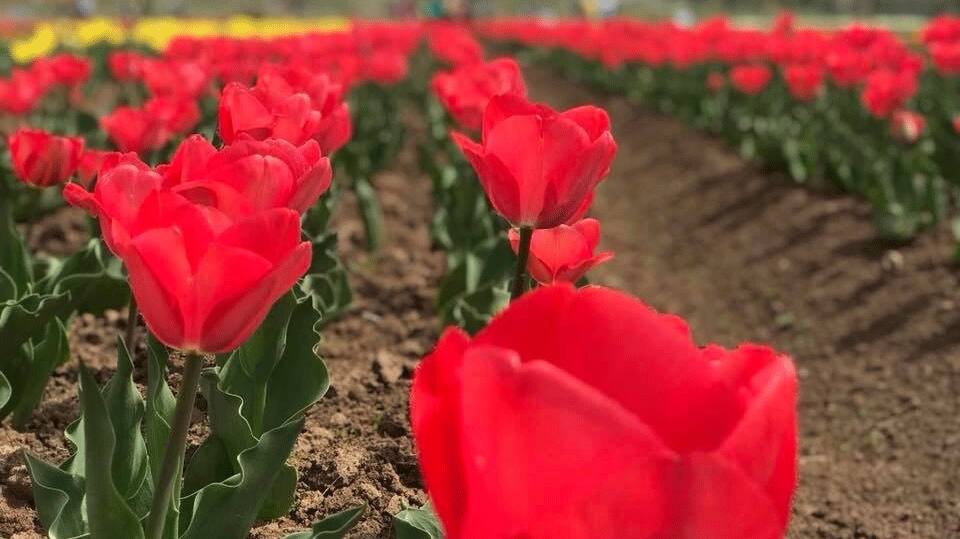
left=730, top=64, right=773, bottom=95
left=8, top=128, right=85, bottom=188
left=507, top=218, right=613, bottom=284
left=890, top=109, right=925, bottom=144
left=123, top=202, right=311, bottom=353
left=451, top=94, right=617, bottom=229
left=411, top=284, right=798, bottom=539
left=431, top=58, right=527, bottom=132
left=158, top=135, right=333, bottom=216
left=101, top=106, right=168, bottom=154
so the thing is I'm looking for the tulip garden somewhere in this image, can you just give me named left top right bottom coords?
left=0, top=11, right=957, bottom=539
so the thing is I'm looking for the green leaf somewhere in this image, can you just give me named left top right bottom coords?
left=0, top=370, right=9, bottom=410
left=263, top=298, right=328, bottom=431
left=24, top=452, right=87, bottom=539
left=180, top=417, right=305, bottom=539
left=0, top=265, right=17, bottom=302
left=301, top=232, right=352, bottom=326
left=393, top=502, right=444, bottom=539
left=144, top=340, right=179, bottom=539
left=0, top=291, right=70, bottom=360
left=11, top=319, right=69, bottom=430
left=354, top=176, right=382, bottom=251
left=0, top=198, right=31, bottom=292
left=77, top=364, right=145, bottom=539
left=283, top=505, right=366, bottom=539
left=39, top=239, right=130, bottom=316
left=101, top=340, right=151, bottom=516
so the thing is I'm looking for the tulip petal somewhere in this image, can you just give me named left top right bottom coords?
left=665, top=454, right=785, bottom=539
left=456, top=347, right=674, bottom=539
left=476, top=285, right=748, bottom=453
left=485, top=115, right=545, bottom=224
left=125, top=228, right=190, bottom=348
left=410, top=328, right=472, bottom=539
left=198, top=240, right=311, bottom=353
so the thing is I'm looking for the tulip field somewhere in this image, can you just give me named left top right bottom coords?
left=0, top=11, right=958, bottom=539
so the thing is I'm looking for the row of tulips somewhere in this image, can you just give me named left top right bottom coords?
left=481, top=14, right=960, bottom=251
left=385, top=22, right=800, bottom=538
left=0, top=18, right=801, bottom=539
left=0, top=21, right=428, bottom=539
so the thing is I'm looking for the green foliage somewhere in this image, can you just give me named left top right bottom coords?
left=393, top=502, right=444, bottom=539
left=39, top=239, right=131, bottom=317
left=183, top=292, right=329, bottom=522
left=301, top=191, right=353, bottom=325
left=282, top=505, right=366, bottom=539
left=27, top=299, right=336, bottom=539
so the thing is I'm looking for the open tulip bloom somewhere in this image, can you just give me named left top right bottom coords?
left=412, top=284, right=798, bottom=539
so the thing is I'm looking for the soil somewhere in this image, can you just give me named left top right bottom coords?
left=3, top=65, right=960, bottom=539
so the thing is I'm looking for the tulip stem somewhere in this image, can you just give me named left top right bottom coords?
left=124, top=296, right=139, bottom=355
left=511, top=226, right=533, bottom=300
left=145, top=351, right=204, bottom=539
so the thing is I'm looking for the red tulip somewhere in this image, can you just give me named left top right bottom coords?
left=76, top=148, right=112, bottom=188
left=144, top=96, right=201, bottom=135
left=101, top=106, right=168, bottom=154
left=108, top=51, right=147, bottom=82
left=411, top=284, right=797, bottom=539
left=706, top=71, right=726, bottom=93
left=218, top=69, right=352, bottom=154
left=930, top=41, right=960, bottom=76
left=730, top=64, right=772, bottom=95
left=43, top=53, right=91, bottom=87
left=890, top=109, right=925, bottom=144
left=783, top=63, right=824, bottom=101
left=427, top=23, right=485, bottom=66
left=123, top=203, right=311, bottom=353
left=158, top=135, right=332, bottom=216
left=861, top=69, right=917, bottom=118
left=65, top=147, right=313, bottom=354
left=507, top=218, right=613, bottom=285
left=8, top=128, right=84, bottom=188
left=952, top=115, right=960, bottom=135
left=451, top=94, right=617, bottom=229
left=0, top=69, right=47, bottom=115
left=362, top=51, right=409, bottom=85
left=431, top=58, right=527, bottom=132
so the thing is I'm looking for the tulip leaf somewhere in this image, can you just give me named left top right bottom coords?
left=24, top=452, right=87, bottom=539
left=186, top=295, right=328, bottom=521
left=180, top=417, right=305, bottom=539
left=353, top=176, right=382, bottom=251
left=144, top=337, right=180, bottom=539
left=10, top=318, right=70, bottom=430
left=0, top=291, right=70, bottom=361
left=301, top=232, right=352, bottom=326
left=77, top=364, right=146, bottom=539
left=0, top=370, right=9, bottom=410
left=0, top=198, right=32, bottom=293
left=263, top=297, right=328, bottom=431
left=39, top=239, right=130, bottom=316
left=0, top=265, right=17, bottom=303
left=101, top=339, right=152, bottom=516
left=282, top=505, right=366, bottom=539
left=393, top=502, right=444, bottom=539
